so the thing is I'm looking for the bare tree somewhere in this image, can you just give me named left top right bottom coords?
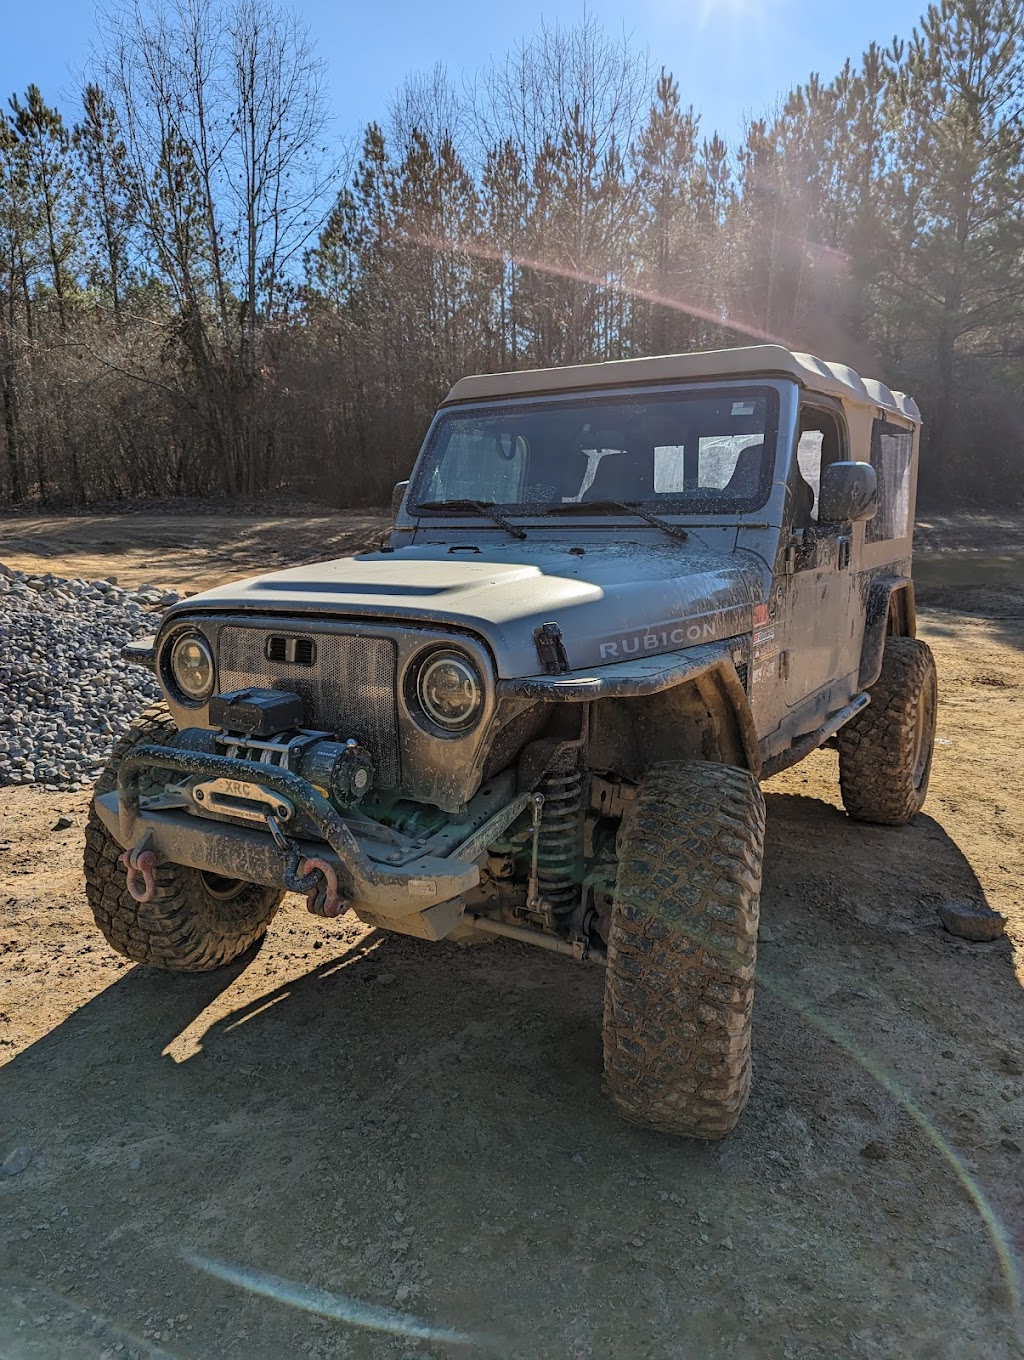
left=388, top=63, right=465, bottom=155
left=95, top=0, right=333, bottom=491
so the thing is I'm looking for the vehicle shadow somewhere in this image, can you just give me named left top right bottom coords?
left=1, top=795, right=1022, bottom=1359
left=914, top=559, right=1024, bottom=657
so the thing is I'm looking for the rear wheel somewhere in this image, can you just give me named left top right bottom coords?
left=837, top=637, right=937, bottom=825
left=84, top=703, right=282, bottom=971
left=602, top=761, right=765, bottom=1140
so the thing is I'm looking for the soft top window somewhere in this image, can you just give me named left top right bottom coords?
left=867, top=418, right=914, bottom=542
left=411, top=386, right=779, bottom=516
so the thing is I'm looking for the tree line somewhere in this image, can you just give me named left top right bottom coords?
left=2, top=0, right=1023, bottom=509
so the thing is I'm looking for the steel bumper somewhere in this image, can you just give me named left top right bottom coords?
left=94, top=744, right=492, bottom=916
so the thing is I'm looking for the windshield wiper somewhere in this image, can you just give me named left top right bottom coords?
left=412, top=499, right=528, bottom=541
left=539, top=499, right=688, bottom=542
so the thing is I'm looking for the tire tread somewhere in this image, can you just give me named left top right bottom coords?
left=837, top=637, right=937, bottom=825
left=84, top=702, right=281, bottom=972
left=602, top=761, right=765, bottom=1140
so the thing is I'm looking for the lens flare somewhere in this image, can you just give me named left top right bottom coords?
left=402, top=229, right=789, bottom=346
left=756, top=962, right=1022, bottom=1322
left=185, top=1253, right=483, bottom=1347
left=690, top=0, right=767, bottom=33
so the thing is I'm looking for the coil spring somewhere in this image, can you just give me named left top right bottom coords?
left=536, top=760, right=585, bottom=926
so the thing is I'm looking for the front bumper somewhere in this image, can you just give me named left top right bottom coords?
left=95, top=744, right=529, bottom=920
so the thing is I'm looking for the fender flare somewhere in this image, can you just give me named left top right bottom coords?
left=498, top=643, right=761, bottom=777
left=694, top=660, right=762, bottom=777
left=860, top=576, right=916, bottom=689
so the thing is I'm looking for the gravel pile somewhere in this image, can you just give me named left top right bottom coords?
left=0, top=565, right=174, bottom=791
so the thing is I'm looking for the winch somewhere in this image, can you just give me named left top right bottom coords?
left=170, top=687, right=375, bottom=825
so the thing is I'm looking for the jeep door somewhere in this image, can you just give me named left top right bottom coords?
left=775, top=402, right=866, bottom=718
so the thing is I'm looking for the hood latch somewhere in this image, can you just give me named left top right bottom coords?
left=534, top=621, right=570, bottom=675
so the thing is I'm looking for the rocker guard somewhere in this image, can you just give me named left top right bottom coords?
left=93, top=744, right=528, bottom=916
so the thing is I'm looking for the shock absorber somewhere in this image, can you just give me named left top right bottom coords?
left=535, top=753, right=585, bottom=930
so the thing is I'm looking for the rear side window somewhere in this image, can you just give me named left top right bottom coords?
left=867, top=419, right=914, bottom=541
left=652, top=436, right=765, bottom=493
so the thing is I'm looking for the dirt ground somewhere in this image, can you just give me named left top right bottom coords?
left=1, top=512, right=1023, bottom=1360
left=0, top=510, right=391, bottom=595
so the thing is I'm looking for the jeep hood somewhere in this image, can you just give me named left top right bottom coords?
left=169, top=540, right=769, bottom=677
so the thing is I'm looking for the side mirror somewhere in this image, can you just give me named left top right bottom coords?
left=391, top=480, right=409, bottom=520
left=818, top=461, right=877, bottom=524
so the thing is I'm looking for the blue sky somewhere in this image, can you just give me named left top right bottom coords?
left=4, top=0, right=927, bottom=147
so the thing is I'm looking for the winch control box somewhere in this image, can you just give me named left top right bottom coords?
left=209, top=687, right=306, bottom=737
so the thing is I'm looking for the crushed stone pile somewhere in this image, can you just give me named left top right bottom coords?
left=0, top=565, right=174, bottom=791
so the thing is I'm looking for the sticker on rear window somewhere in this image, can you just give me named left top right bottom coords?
left=731, top=401, right=755, bottom=417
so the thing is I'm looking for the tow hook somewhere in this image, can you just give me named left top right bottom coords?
left=265, top=815, right=348, bottom=919
left=119, top=830, right=158, bottom=904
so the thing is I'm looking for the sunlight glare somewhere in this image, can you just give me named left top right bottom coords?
left=682, top=0, right=768, bottom=35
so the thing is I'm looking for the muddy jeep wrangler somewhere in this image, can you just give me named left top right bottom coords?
left=85, top=345, right=935, bottom=1139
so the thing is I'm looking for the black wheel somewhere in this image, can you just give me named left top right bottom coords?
left=84, top=703, right=282, bottom=971
left=837, top=637, right=937, bottom=825
left=602, top=761, right=765, bottom=1140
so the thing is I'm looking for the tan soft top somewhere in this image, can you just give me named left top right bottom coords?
left=443, top=344, right=921, bottom=425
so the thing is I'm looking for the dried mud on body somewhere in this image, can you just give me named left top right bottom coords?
left=1, top=515, right=1023, bottom=1359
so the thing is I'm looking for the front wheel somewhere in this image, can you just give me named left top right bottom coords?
left=602, top=761, right=765, bottom=1140
left=84, top=703, right=282, bottom=971
left=837, top=637, right=937, bottom=826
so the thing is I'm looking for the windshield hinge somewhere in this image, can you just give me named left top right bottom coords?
left=534, top=621, right=570, bottom=675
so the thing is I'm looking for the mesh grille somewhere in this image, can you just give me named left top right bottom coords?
left=218, top=627, right=400, bottom=786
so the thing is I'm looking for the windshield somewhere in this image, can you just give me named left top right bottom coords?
left=411, top=385, right=778, bottom=516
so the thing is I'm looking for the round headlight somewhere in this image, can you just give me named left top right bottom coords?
left=416, top=650, right=483, bottom=732
left=169, top=631, right=215, bottom=702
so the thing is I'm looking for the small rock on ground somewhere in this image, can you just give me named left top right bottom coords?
left=859, top=1140, right=888, bottom=1162
left=2, top=1146, right=33, bottom=1176
left=0, top=563, right=167, bottom=791
left=936, top=901, right=1006, bottom=942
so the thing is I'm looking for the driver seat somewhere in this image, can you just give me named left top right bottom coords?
left=724, top=443, right=764, bottom=498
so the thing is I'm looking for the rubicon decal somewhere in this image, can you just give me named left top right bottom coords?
left=599, top=613, right=732, bottom=660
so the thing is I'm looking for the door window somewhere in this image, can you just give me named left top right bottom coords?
left=793, top=408, right=845, bottom=526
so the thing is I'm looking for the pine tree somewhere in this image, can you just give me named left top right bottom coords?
left=481, top=138, right=530, bottom=367
left=74, top=84, right=137, bottom=316
left=10, top=86, right=80, bottom=334
left=633, top=70, right=700, bottom=353
left=885, top=0, right=1024, bottom=491
left=303, top=189, right=359, bottom=311
left=0, top=113, right=34, bottom=500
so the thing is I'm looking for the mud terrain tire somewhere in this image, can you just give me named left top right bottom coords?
left=84, top=702, right=282, bottom=971
left=602, top=761, right=765, bottom=1140
left=837, top=637, right=937, bottom=826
